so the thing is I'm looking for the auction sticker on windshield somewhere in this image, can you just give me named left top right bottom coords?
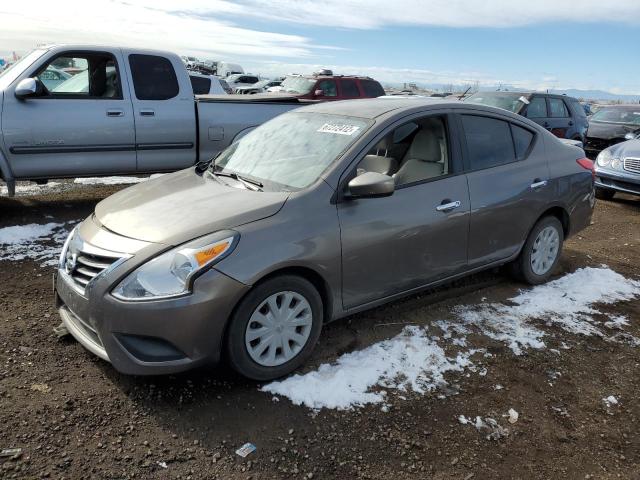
left=317, top=123, right=361, bottom=135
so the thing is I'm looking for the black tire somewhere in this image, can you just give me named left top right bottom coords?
left=510, top=216, right=564, bottom=285
left=226, top=275, right=323, bottom=381
left=595, top=187, right=615, bottom=200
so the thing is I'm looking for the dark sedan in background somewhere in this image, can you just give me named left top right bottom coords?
left=584, top=105, right=640, bottom=159
left=464, top=91, right=589, bottom=142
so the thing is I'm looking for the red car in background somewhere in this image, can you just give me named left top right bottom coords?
left=272, top=70, right=385, bottom=101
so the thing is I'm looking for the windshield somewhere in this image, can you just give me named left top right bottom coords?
left=280, top=76, right=316, bottom=94
left=0, top=49, right=47, bottom=90
left=213, top=112, right=372, bottom=191
left=464, top=92, right=529, bottom=113
left=590, top=107, right=640, bottom=126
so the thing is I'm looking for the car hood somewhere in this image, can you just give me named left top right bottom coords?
left=95, top=170, right=289, bottom=245
left=587, top=121, right=640, bottom=140
left=601, top=138, right=640, bottom=159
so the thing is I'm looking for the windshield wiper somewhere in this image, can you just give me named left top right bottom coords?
left=209, top=164, right=263, bottom=191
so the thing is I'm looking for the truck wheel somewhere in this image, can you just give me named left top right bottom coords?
left=226, top=275, right=323, bottom=381
left=595, top=188, right=615, bottom=200
left=510, top=216, right=564, bottom=285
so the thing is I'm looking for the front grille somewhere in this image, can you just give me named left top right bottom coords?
left=623, top=157, right=640, bottom=175
left=63, top=236, right=122, bottom=294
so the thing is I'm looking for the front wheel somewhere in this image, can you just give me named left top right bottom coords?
left=510, top=216, right=564, bottom=285
left=226, top=275, right=323, bottom=381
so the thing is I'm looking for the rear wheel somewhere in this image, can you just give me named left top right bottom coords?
left=595, top=187, right=615, bottom=200
left=510, top=216, right=564, bottom=285
left=226, top=275, right=323, bottom=381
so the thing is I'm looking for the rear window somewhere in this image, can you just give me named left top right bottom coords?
left=340, top=79, right=360, bottom=97
left=360, top=79, right=385, bottom=97
left=190, top=75, right=211, bottom=95
left=129, top=54, right=179, bottom=100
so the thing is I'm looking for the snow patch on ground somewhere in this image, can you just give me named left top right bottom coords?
left=458, top=415, right=509, bottom=440
left=0, top=182, right=62, bottom=196
left=74, top=174, right=163, bottom=185
left=262, top=326, right=472, bottom=410
left=0, top=222, right=75, bottom=266
left=603, top=395, right=618, bottom=407
left=457, top=267, right=640, bottom=354
left=264, top=267, right=640, bottom=411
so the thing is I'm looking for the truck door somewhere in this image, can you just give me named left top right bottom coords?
left=123, top=52, right=197, bottom=171
left=1, top=49, right=136, bottom=179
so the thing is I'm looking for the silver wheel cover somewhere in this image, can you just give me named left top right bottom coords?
left=530, top=225, right=560, bottom=275
left=245, top=291, right=313, bottom=367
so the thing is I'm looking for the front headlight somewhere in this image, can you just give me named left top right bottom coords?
left=112, top=231, right=238, bottom=301
left=596, top=150, right=612, bottom=167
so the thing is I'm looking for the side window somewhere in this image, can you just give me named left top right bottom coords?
left=317, top=80, right=337, bottom=97
left=526, top=96, right=548, bottom=118
left=462, top=115, right=515, bottom=170
left=511, top=124, right=535, bottom=160
left=129, top=54, right=179, bottom=100
left=34, top=53, right=121, bottom=99
left=189, top=76, right=211, bottom=95
left=356, top=115, right=449, bottom=187
left=361, top=79, right=385, bottom=97
left=340, top=79, right=360, bottom=97
left=549, top=98, right=570, bottom=118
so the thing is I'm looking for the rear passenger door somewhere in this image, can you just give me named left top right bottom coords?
left=545, top=97, right=572, bottom=139
left=459, top=113, right=549, bottom=267
left=123, top=52, right=197, bottom=171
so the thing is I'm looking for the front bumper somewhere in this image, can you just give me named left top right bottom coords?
left=595, top=169, right=640, bottom=196
left=54, top=221, right=250, bottom=375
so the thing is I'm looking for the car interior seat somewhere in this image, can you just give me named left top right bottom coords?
left=393, top=122, right=446, bottom=185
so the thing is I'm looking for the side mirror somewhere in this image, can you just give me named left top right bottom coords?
left=347, top=172, right=394, bottom=198
left=314, top=89, right=324, bottom=97
left=15, top=77, right=44, bottom=99
left=624, top=132, right=640, bottom=141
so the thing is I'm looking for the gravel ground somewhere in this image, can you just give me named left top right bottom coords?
left=0, top=181, right=639, bottom=480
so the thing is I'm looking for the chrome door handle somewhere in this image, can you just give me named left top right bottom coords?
left=106, top=109, right=124, bottom=117
left=140, top=109, right=155, bottom=117
left=436, top=200, right=461, bottom=212
left=530, top=180, right=548, bottom=189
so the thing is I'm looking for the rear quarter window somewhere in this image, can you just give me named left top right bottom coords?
left=511, top=124, right=535, bottom=160
left=360, top=79, right=385, bottom=97
left=129, top=54, right=179, bottom=100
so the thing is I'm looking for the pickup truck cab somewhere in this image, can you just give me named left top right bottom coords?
left=0, top=45, right=302, bottom=196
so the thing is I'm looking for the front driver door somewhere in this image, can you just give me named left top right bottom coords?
left=338, top=113, right=470, bottom=309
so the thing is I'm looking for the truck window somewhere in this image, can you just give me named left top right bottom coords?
left=340, top=79, right=360, bottom=97
left=34, top=53, right=122, bottom=99
left=129, top=54, right=179, bottom=100
left=360, top=79, right=385, bottom=97
left=190, top=75, right=211, bottom=95
left=317, top=80, right=337, bottom=97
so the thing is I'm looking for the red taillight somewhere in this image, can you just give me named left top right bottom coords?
left=577, top=157, right=595, bottom=178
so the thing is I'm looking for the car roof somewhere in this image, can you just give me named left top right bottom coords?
left=300, top=98, right=457, bottom=119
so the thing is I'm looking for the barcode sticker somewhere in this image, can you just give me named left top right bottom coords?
left=317, top=123, right=361, bottom=135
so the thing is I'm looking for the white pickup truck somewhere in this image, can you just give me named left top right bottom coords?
left=0, top=45, right=303, bottom=196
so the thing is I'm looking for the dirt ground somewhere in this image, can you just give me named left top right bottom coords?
left=0, top=183, right=639, bottom=480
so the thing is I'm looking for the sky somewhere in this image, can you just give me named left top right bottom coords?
left=1, top=0, right=640, bottom=94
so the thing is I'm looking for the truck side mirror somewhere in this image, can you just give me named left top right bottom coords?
left=314, top=89, right=324, bottom=97
left=15, top=78, right=44, bottom=99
